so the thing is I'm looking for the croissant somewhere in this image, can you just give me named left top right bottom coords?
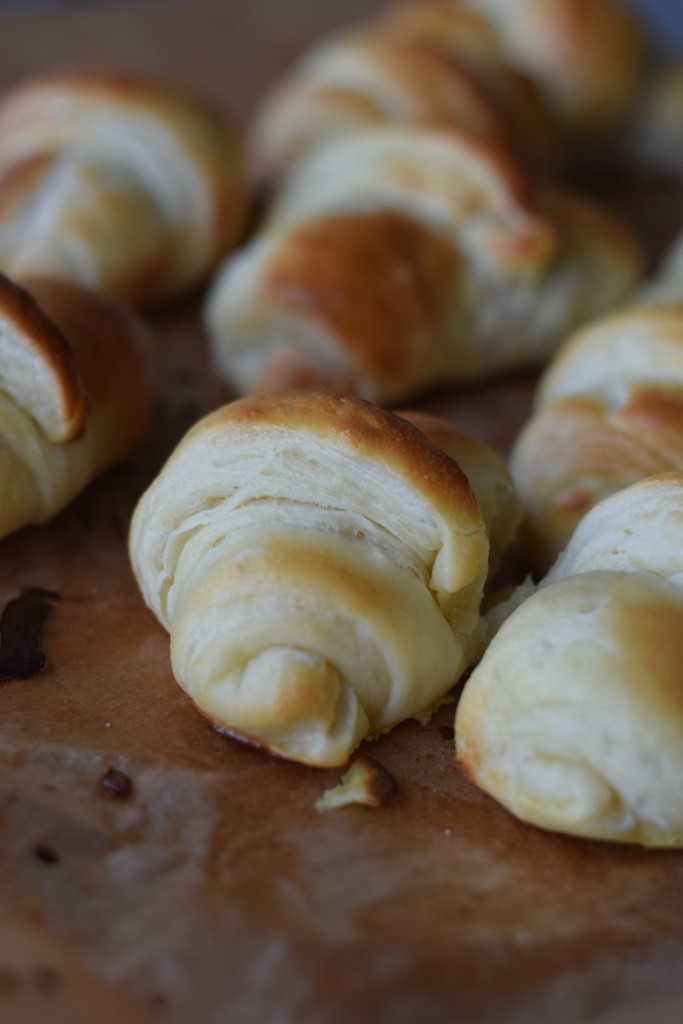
left=127, top=391, right=521, bottom=768
left=440, top=0, right=645, bottom=129
left=455, top=472, right=683, bottom=847
left=0, top=72, right=247, bottom=306
left=205, top=127, right=641, bottom=404
left=249, top=25, right=556, bottom=186
left=510, top=305, right=683, bottom=572
left=0, top=273, right=153, bottom=541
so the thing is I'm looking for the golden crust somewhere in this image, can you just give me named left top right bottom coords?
left=0, top=272, right=86, bottom=443
left=261, top=212, right=460, bottom=393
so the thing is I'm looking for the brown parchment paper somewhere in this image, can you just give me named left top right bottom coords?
left=1, top=3, right=683, bottom=1023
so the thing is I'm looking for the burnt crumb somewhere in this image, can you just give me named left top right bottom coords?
left=0, top=589, right=60, bottom=682
left=0, top=967, right=18, bottom=997
left=316, top=755, right=399, bottom=811
left=439, top=725, right=455, bottom=741
left=32, top=965, right=62, bottom=994
left=98, top=767, right=134, bottom=801
left=33, top=843, right=60, bottom=866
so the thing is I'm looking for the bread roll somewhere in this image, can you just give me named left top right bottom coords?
left=206, top=127, right=641, bottom=403
left=249, top=27, right=555, bottom=185
left=0, top=72, right=246, bottom=305
left=0, top=274, right=153, bottom=541
left=128, top=391, right=501, bottom=768
left=456, top=473, right=683, bottom=847
left=510, top=306, right=683, bottom=571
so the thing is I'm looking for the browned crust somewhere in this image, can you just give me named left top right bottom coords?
left=192, top=390, right=483, bottom=532
left=261, top=211, right=459, bottom=391
left=0, top=273, right=86, bottom=443
left=22, top=276, right=154, bottom=468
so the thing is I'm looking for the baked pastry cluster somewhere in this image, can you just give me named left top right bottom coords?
left=0, top=70, right=247, bottom=540
left=129, top=391, right=518, bottom=767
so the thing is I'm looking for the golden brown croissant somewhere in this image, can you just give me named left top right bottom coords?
left=0, top=72, right=247, bottom=306
left=249, top=0, right=644, bottom=187
left=510, top=305, right=683, bottom=572
left=0, top=273, right=153, bottom=541
left=127, top=391, right=520, bottom=768
left=456, top=472, right=683, bottom=847
left=205, top=127, right=641, bottom=404
left=442, top=0, right=645, bottom=129
left=249, top=25, right=556, bottom=185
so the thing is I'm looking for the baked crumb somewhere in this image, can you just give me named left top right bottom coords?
left=315, top=755, right=398, bottom=811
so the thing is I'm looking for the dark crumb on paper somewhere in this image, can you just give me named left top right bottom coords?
left=439, top=725, right=455, bottom=741
left=98, top=768, right=134, bottom=801
left=33, top=844, right=60, bottom=866
left=315, top=755, right=399, bottom=811
left=0, top=589, right=60, bottom=682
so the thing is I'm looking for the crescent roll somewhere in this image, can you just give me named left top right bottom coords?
left=127, top=391, right=508, bottom=768
left=206, top=127, right=641, bottom=403
left=0, top=72, right=246, bottom=306
left=510, top=305, right=683, bottom=572
left=456, top=473, right=683, bottom=847
left=249, top=27, right=555, bottom=186
left=0, top=273, right=153, bottom=541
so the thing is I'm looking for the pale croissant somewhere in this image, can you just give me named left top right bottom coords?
left=0, top=273, right=153, bottom=541
left=0, top=72, right=247, bottom=306
left=127, top=391, right=523, bottom=768
left=456, top=472, right=683, bottom=847
left=510, top=305, right=683, bottom=572
left=206, top=127, right=641, bottom=404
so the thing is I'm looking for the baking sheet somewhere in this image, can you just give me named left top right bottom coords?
left=1, top=3, right=683, bottom=1022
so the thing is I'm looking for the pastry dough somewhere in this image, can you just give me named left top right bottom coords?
left=0, top=72, right=247, bottom=305
left=456, top=473, right=683, bottom=847
left=0, top=274, right=153, bottom=541
left=128, top=391, right=501, bottom=768
left=510, top=306, right=683, bottom=571
left=206, top=127, right=641, bottom=403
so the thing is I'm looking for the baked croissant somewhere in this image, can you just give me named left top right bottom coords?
left=440, top=0, right=645, bottom=129
left=510, top=305, right=683, bottom=572
left=127, top=391, right=516, bottom=768
left=456, top=472, right=683, bottom=847
left=0, top=72, right=246, bottom=306
left=206, top=127, right=641, bottom=404
left=249, top=25, right=556, bottom=186
left=0, top=273, right=153, bottom=541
